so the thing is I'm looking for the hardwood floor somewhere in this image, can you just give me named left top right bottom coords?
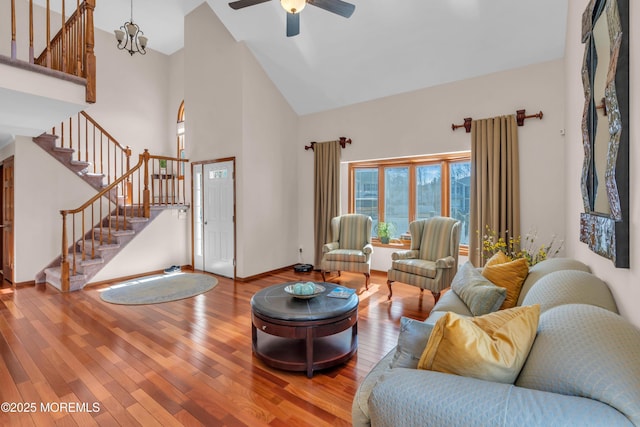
left=0, top=269, right=435, bottom=426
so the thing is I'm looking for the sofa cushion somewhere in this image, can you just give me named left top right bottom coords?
left=324, top=249, right=366, bottom=263
left=482, top=251, right=529, bottom=309
left=521, top=270, right=618, bottom=314
left=368, top=369, right=633, bottom=427
left=517, top=258, right=590, bottom=305
left=428, top=289, right=473, bottom=319
left=516, top=304, right=640, bottom=426
left=451, top=262, right=506, bottom=316
left=389, top=317, right=435, bottom=369
left=391, top=259, right=437, bottom=278
left=418, top=304, right=540, bottom=384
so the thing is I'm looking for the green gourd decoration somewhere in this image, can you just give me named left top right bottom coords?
left=293, top=282, right=316, bottom=295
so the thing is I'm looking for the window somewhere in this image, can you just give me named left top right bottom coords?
left=349, top=152, right=471, bottom=252
left=177, top=101, right=185, bottom=179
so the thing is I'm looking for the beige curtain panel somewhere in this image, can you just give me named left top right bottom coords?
left=314, top=140, right=341, bottom=268
left=469, top=115, right=521, bottom=267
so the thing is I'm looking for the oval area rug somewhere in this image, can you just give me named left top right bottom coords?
left=100, top=272, right=218, bottom=305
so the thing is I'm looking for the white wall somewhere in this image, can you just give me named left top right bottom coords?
left=168, top=49, right=185, bottom=157
left=13, top=136, right=96, bottom=283
left=91, top=209, right=190, bottom=282
left=564, top=0, right=639, bottom=328
left=298, top=59, right=566, bottom=272
left=184, top=4, right=298, bottom=278
left=239, top=46, right=299, bottom=277
left=84, top=28, right=172, bottom=156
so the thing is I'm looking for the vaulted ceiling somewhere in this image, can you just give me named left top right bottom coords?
left=38, top=0, right=568, bottom=115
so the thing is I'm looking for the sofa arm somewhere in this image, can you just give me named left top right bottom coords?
left=435, top=255, right=456, bottom=269
left=391, top=250, right=419, bottom=261
left=368, top=369, right=631, bottom=427
left=322, top=242, right=339, bottom=253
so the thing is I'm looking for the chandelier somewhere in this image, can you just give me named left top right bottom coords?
left=114, top=0, right=148, bottom=55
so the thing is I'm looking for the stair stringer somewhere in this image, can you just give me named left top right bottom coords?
left=32, top=133, right=116, bottom=198
left=39, top=206, right=174, bottom=291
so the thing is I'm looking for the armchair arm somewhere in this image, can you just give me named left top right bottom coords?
left=362, top=243, right=374, bottom=255
left=435, top=255, right=456, bottom=269
left=323, top=242, right=339, bottom=253
left=391, top=250, right=419, bottom=261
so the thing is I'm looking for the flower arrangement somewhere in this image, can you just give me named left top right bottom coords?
left=480, top=225, right=564, bottom=266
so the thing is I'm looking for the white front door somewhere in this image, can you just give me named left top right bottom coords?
left=202, top=160, right=235, bottom=278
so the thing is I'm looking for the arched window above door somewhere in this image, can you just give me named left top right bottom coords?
left=177, top=101, right=185, bottom=179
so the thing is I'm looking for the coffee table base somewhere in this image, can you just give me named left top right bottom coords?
left=252, top=307, right=358, bottom=378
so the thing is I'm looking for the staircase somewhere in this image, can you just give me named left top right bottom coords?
left=32, top=133, right=109, bottom=192
left=39, top=207, right=163, bottom=291
left=33, top=113, right=188, bottom=292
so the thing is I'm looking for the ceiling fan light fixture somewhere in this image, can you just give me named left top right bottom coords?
left=280, top=0, right=306, bottom=14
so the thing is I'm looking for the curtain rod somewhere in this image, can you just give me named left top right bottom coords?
left=451, top=109, right=543, bottom=133
left=305, top=136, right=352, bottom=151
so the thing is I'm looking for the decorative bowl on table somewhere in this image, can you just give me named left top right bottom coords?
left=284, top=282, right=325, bottom=299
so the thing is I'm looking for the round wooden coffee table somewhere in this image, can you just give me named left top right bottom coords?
left=251, top=282, right=358, bottom=378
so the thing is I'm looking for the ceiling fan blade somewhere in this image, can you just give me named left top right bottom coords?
left=228, top=0, right=272, bottom=10
left=286, top=12, right=300, bottom=37
left=308, top=0, right=355, bottom=18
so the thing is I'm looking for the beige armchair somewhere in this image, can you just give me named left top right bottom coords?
left=321, top=214, right=373, bottom=289
left=387, top=216, right=461, bottom=301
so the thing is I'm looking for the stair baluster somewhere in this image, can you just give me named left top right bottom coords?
left=50, top=152, right=189, bottom=291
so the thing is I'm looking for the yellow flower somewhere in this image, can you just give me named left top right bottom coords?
left=479, top=225, right=564, bottom=266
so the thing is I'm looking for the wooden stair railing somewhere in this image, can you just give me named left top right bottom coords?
left=7, top=0, right=96, bottom=103
left=51, top=111, right=132, bottom=190
left=59, top=150, right=189, bottom=291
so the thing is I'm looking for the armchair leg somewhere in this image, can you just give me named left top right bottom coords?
left=321, top=271, right=326, bottom=282
left=364, top=273, right=370, bottom=290
left=386, top=280, right=393, bottom=300
left=432, top=291, right=441, bottom=304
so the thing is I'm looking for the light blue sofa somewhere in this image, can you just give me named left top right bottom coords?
left=353, top=258, right=640, bottom=426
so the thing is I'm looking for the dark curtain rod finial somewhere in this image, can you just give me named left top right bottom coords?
left=452, top=109, right=544, bottom=133
left=305, top=137, right=352, bottom=151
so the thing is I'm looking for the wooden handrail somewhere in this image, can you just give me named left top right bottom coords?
left=7, top=0, right=96, bottom=103
left=52, top=111, right=132, bottom=189
left=80, top=112, right=130, bottom=154
left=61, top=155, right=145, bottom=216
left=59, top=149, right=189, bottom=290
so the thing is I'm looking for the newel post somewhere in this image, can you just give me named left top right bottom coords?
left=84, top=0, right=96, bottom=103
left=60, top=0, right=66, bottom=73
left=60, top=211, right=70, bottom=292
left=143, top=150, right=150, bottom=218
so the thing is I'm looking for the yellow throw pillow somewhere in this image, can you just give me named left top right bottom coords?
left=417, top=304, right=540, bottom=384
left=482, top=251, right=529, bottom=309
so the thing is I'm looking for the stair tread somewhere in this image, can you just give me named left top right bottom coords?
left=79, top=240, right=121, bottom=249
left=44, top=266, right=87, bottom=280
left=53, top=147, right=74, bottom=154
left=110, top=216, right=149, bottom=223
left=94, top=228, right=136, bottom=236
left=69, top=159, right=90, bottom=165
